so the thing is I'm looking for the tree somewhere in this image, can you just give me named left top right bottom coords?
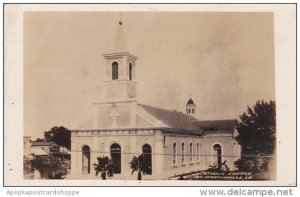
left=44, top=126, right=71, bottom=150
left=129, top=154, right=150, bottom=180
left=234, top=100, right=276, bottom=173
left=31, top=156, right=65, bottom=179
left=235, top=100, right=276, bottom=155
left=93, top=156, right=114, bottom=180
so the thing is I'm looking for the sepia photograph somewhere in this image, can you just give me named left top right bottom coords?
left=3, top=4, right=296, bottom=186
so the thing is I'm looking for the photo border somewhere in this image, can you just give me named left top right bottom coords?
left=2, top=2, right=297, bottom=187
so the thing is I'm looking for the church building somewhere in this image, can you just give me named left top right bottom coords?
left=69, top=20, right=241, bottom=180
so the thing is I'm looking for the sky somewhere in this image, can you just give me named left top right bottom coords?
left=24, top=12, right=275, bottom=139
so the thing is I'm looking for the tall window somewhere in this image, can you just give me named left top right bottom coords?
left=82, top=145, right=90, bottom=174
left=196, top=143, right=200, bottom=162
left=129, top=63, right=132, bottom=80
left=213, top=144, right=222, bottom=170
left=110, top=143, right=121, bottom=173
left=142, top=144, right=152, bottom=175
left=190, top=143, right=193, bottom=163
left=163, top=135, right=166, bottom=146
left=173, top=142, right=176, bottom=165
left=181, top=142, right=185, bottom=164
left=112, top=62, right=118, bottom=80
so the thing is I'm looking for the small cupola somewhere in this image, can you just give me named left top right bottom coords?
left=186, top=97, right=196, bottom=117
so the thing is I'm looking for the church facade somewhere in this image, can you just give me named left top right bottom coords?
left=69, top=22, right=241, bottom=180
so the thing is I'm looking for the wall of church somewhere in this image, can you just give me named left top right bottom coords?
left=201, top=134, right=240, bottom=171
left=105, top=83, right=126, bottom=99
left=159, top=133, right=240, bottom=179
left=96, top=104, right=130, bottom=128
left=94, top=102, right=137, bottom=128
left=70, top=130, right=240, bottom=179
left=70, top=129, right=164, bottom=180
left=161, top=134, right=206, bottom=178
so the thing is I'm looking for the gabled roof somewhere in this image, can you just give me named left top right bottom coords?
left=194, top=119, right=237, bottom=131
left=138, top=104, right=202, bottom=133
left=31, top=142, right=57, bottom=146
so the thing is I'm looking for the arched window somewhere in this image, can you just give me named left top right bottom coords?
left=196, top=143, right=200, bottom=162
left=190, top=143, right=193, bottom=163
left=129, top=63, right=132, bottom=80
left=213, top=144, right=222, bottom=170
left=82, top=145, right=90, bottom=174
left=110, top=143, right=121, bottom=173
left=142, top=144, right=152, bottom=175
left=181, top=142, right=185, bottom=164
left=112, top=62, right=118, bottom=80
left=173, top=142, right=177, bottom=165
left=188, top=109, right=191, bottom=113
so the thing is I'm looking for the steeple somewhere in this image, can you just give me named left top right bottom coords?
left=92, top=17, right=138, bottom=130
left=102, top=17, right=138, bottom=102
left=111, top=18, right=128, bottom=53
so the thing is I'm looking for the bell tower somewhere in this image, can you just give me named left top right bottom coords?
left=103, top=52, right=137, bottom=101
left=93, top=19, right=138, bottom=129
left=102, top=20, right=138, bottom=102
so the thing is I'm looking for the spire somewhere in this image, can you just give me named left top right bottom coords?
left=111, top=16, right=128, bottom=53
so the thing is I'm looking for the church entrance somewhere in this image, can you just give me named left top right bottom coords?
left=110, top=143, right=121, bottom=174
left=82, top=145, right=90, bottom=174
left=142, top=144, right=152, bottom=175
left=213, top=144, right=222, bottom=169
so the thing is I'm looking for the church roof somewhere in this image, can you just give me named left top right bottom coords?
left=194, top=119, right=237, bottom=131
left=187, top=98, right=195, bottom=105
left=138, top=104, right=202, bottom=133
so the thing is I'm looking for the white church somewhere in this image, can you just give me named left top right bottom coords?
left=69, top=20, right=241, bottom=180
